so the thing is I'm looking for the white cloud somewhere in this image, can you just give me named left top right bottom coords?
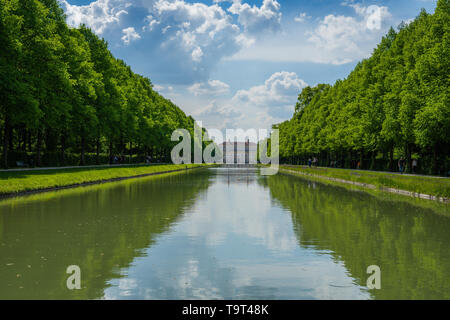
left=228, top=0, right=282, bottom=35
left=307, top=15, right=362, bottom=62
left=294, top=12, right=308, bottom=23
left=234, top=71, right=307, bottom=108
left=58, top=0, right=283, bottom=84
left=188, top=80, right=230, bottom=96
left=59, top=0, right=129, bottom=34
left=195, top=101, right=241, bottom=119
left=154, top=84, right=175, bottom=96
left=229, top=3, right=392, bottom=65
left=193, top=101, right=243, bottom=129
left=152, top=84, right=165, bottom=92
left=191, top=46, right=204, bottom=62
left=121, top=27, right=141, bottom=44
left=191, top=71, right=307, bottom=131
left=141, top=0, right=244, bottom=80
left=307, top=4, right=391, bottom=64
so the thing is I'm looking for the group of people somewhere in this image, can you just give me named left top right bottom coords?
left=398, top=158, right=418, bottom=174
left=308, top=157, right=318, bottom=168
left=112, top=155, right=126, bottom=164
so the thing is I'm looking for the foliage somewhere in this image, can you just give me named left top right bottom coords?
left=278, top=1, right=449, bottom=175
left=0, top=0, right=203, bottom=168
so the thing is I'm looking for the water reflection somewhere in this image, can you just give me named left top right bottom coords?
left=0, top=168, right=448, bottom=299
left=263, top=173, right=450, bottom=300
left=0, top=170, right=211, bottom=299
left=103, top=168, right=370, bottom=299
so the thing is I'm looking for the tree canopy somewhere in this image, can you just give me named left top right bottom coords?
left=0, top=0, right=206, bottom=168
left=278, top=0, right=449, bottom=175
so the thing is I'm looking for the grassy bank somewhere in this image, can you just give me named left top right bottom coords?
left=280, top=165, right=450, bottom=199
left=0, top=164, right=208, bottom=196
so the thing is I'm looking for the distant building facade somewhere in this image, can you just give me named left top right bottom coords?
left=220, top=141, right=257, bottom=164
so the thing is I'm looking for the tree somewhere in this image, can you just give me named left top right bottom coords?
left=278, top=3, right=449, bottom=175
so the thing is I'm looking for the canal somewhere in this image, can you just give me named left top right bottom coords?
left=0, top=167, right=449, bottom=299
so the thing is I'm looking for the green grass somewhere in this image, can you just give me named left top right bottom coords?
left=0, top=164, right=208, bottom=196
left=280, top=165, right=450, bottom=199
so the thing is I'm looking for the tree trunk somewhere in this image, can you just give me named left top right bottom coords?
left=45, top=129, right=50, bottom=153
left=347, top=150, right=352, bottom=168
left=406, top=144, right=412, bottom=173
left=27, top=131, right=32, bottom=152
left=80, top=134, right=85, bottom=166
left=433, top=146, right=438, bottom=175
left=61, top=134, right=66, bottom=166
left=370, top=151, right=375, bottom=170
left=8, top=125, right=13, bottom=152
left=96, top=138, right=100, bottom=165
left=129, top=141, right=132, bottom=164
left=120, top=135, right=123, bottom=155
left=36, top=129, right=42, bottom=167
left=360, top=151, right=363, bottom=170
left=109, top=139, right=113, bottom=164
left=137, top=141, right=141, bottom=161
left=2, top=117, right=10, bottom=168
left=22, top=129, right=27, bottom=151
left=19, top=128, right=24, bottom=151
left=389, top=146, right=394, bottom=172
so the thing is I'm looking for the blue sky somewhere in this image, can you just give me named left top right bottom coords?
left=59, top=0, right=438, bottom=132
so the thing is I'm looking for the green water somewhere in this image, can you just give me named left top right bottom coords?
left=0, top=168, right=449, bottom=299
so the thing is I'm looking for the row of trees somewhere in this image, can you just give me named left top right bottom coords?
left=277, top=0, right=449, bottom=175
left=0, top=0, right=206, bottom=168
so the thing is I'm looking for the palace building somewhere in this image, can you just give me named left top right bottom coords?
left=219, top=140, right=257, bottom=164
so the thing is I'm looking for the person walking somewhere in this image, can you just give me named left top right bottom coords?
left=412, top=158, right=418, bottom=173
left=308, top=158, right=312, bottom=168
left=398, top=158, right=404, bottom=174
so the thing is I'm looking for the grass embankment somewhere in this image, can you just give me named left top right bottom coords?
left=0, top=164, right=208, bottom=196
left=280, top=165, right=450, bottom=199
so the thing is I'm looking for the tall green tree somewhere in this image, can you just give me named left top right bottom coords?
left=278, top=1, right=449, bottom=175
